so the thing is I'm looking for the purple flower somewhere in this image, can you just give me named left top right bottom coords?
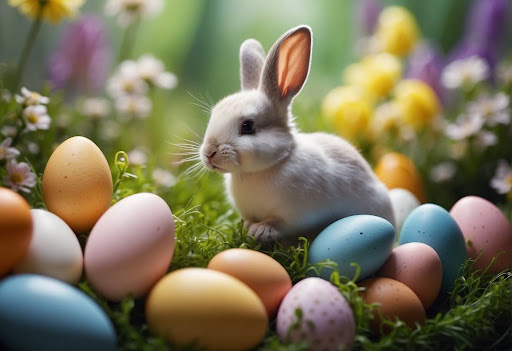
left=355, top=0, right=381, bottom=36
left=49, top=16, right=111, bottom=95
left=406, top=42, right=446, bottom=104
left=449, top=0, right=509, bottom=75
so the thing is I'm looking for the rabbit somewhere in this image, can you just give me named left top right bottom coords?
left=200, top=25, right=394, bottom=242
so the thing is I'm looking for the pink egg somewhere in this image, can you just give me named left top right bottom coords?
left=450, top=196, right=512, bottom=274
left=84, top=193, right=175, bottom=301
left=276, top=277, right=355, bottom=351
left=377, top=242, right=442, bottom=309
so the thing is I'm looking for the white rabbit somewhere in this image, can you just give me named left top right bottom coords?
left=200, top=25, right=394, bottom=242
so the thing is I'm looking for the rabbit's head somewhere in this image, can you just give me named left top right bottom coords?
left=200, top=25, right=312, bottom=174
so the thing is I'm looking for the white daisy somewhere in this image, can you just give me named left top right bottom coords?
left=490, top=160, right=512, bottom=196
left=127, top=147, right=148, bottom=166
left=81, top=98, right=111, bottom=120
left=3, top=160, right=37, bottom=193
left=429, top=162, right=456, bottom=183
left=136, top=55, right=178, bottom=89
left=445, top=114, right=484, bottom=140
left=152, top=168, right=176, bottom=189
left=23, top=105, right=51, bottom=131
left=474, top=130, right=498, bottom=150
left=15, top=87, right=50, bottom=106
left=468, top=93, right=510, bottom=127
left=0, top=138, right=20, bottom=160
left=107, top=60, right=149, bottom=98
left=441, top=56, right=489, bottom=89
left=115, top=95, right=152, bottom=119
left=1, top=126, right=17, bottom=138
left=105, top=0, right=164, bottom=27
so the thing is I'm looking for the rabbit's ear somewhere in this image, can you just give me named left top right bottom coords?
left=240, top=39, right=266, bottom=90
left=260, top=25, right=312, bottom=106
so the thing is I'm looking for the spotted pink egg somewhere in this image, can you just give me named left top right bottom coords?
left=276, top=277, right=355, bottom=351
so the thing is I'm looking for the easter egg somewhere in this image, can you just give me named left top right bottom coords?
left=208, top=248, right=292, bottom=317
left=0, top=187, right=33, bottom=277
left=399, top=204, right=467, bottom=292
left=374, top=152, right=425, bottom=203
left=146, top=268, right=268, bottom=351
left=450, top=196, right=512, bottom=274
left=389, top=188, right=420, bottom=236
left=309, top=215, right=395, bottom=281
left=42, top=136, right=113, bottom=233
left=377, top=242, right=442, bottom=309
left=13, top=209, right=83, bottom=284
left=359, top=277, right=425, bottom=331
left=84, top=193, right=175, bottom=301
left=276, top=277, right=355, bottom=351
left=0, top=274, right=116, bottom=351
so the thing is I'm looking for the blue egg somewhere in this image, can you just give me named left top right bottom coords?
left=0, top=274, right=116, bottom=351
left=399, top=204, right=467, bottom=292
left=309, top=215, right=395, bottom=281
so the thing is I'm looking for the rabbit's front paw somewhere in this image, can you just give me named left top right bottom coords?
left=248, top=219, right=280, bottom=242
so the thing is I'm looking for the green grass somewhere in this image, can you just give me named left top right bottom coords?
left=75, top=165, right=512, bottom=351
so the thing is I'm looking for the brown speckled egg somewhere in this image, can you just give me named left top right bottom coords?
left=359, top=277, right=425, bottom=332
left=0, top=187, right=33, bottom=277
left=377, top=242, right=442, bottom=309
left=42, top=136, right=112, bottom=233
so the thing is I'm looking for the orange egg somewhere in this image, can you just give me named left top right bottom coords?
left=359, top=277, right=425, bottom=332
left=0, top=187, right=33, bottom=277
left=208, top=248, right=292, bottom=317
left=42, top=136, right=113, bottom=233
left=374, top=152, right=424, bottom=202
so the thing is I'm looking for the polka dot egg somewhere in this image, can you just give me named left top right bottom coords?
left=276, top=277, right=355, bottom=351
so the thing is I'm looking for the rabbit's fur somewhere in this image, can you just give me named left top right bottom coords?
left=200, top=25, right=394, bottom=242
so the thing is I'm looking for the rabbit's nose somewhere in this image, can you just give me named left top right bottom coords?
left=205, top=151, right=217, bottom=160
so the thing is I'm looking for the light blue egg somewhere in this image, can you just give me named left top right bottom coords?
left=399, top=204, right=467, bottom=293
left=0, top=274, right=116, bottom=351
left=308, top=215, right=395, bottom=281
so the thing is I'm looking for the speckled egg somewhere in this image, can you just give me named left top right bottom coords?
left=0, top=187, right=33, bottom=277
left=276, top=277, right=355, bottom=351
left=389, top=188, right=420, bottom=237
left=146, top=268, right=268, bottom=351
left=374, top=152, right=425, bottom=203
left=84, top=193, right=175, bottom=301
left=42, top=136, right=113, bottom=233
left=359, top=277, right=425, bottom=331
left=450, top=196, right=512, bottom=274
left=399, top=204, right=467, bottom=292
left=13, top=209, right=83, bottom=284
left=377, top=242, right=442, bottom=309
left=0, top=274, right=116, bottom=351
left=208, top=248, right=292, bottom=317
left=309, top=215, right=395, bottom=281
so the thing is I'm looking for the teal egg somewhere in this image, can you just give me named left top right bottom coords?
left=309, top=215, right=395, bottom=281
left=0, top=274, right=116, bottom=351
left=399, top=204, right=467, bottom=292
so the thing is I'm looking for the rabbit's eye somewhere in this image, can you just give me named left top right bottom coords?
left=241, top=120, right=255, bottom=135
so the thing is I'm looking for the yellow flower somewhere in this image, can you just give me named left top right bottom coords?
left=394, top=79, right=440, bottom=130
left=322, top=86, right=373, bottom=140
left=9, top=0, right=85, bottom=23
left=343, top=53, right=402, bottom=99
left=375, top=6, right=419, bottom=57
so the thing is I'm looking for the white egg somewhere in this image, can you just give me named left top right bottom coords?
left=13, top=209, right=83, bottom=284
left=389, top=188, right=420, bottom=239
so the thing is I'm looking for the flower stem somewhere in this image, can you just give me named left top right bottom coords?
left=118, top=17, right=141, bottom=62
left=14, top=8, right=45, bottom=90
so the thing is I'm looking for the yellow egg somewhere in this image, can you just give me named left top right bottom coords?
left=374, top=152, right=425, bottom=203
left=0, top=187, right=33, bottom=277
left=146, top=268, right=268, bottom=351
left=42, top=136, right=112, bottom=233
left=208, top=248, right=292, bottom=317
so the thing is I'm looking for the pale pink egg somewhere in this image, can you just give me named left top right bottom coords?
left=377, top=242, right=442, bottom=309
left=450, top=196, right=512, bottom=274
left=276, top=277, right=355, bottom=351
left=84, top=193, right=175, bottom=301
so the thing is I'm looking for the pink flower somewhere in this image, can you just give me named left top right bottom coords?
left=3, top=161, right=37, bottom=193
